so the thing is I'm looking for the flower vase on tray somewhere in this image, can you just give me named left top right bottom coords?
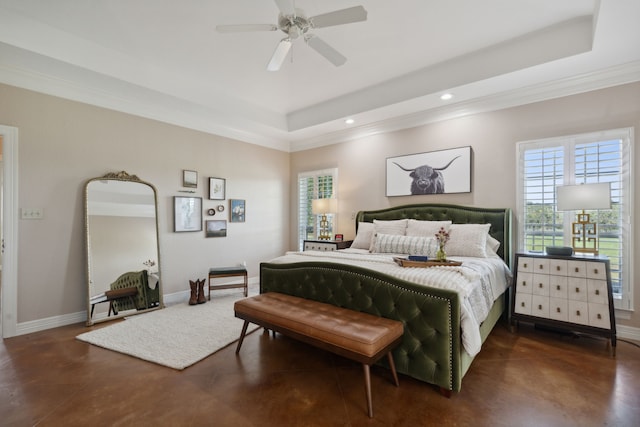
left=435, top=227, right=450, bottom=262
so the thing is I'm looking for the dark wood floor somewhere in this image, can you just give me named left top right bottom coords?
left=1, top=317, right=638, bottom=426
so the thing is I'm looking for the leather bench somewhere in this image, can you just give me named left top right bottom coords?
left=234, top=292, right=404, bottom=418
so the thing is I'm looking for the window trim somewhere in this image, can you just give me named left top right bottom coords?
left=297, top=168, right=338, bottom=251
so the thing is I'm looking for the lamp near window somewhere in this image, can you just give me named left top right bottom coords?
left=557, top=182, right=611, bottom=255
left=312, top=198, right=337, bottom=240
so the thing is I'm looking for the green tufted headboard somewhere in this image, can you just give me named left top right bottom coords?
left=355, top=203, right=512, bottom=268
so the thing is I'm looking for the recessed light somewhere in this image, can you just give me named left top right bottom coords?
left=440, top=93, right=453, bottom=101
left=345, top=118, right=355, bottom=125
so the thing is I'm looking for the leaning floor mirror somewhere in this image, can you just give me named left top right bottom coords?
left=84, top=171, right=163, bottom=325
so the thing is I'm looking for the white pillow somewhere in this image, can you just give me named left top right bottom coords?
left=487, top=235, right=501, bottom=254
left=370, top=219, right=408, bottom=251
left=373, top=233, right=439, bottom=256
left=406, top=219, right=452, bottom=237
left=445, top=223, right=491, bottom=258
left=351, top=222, right=374, bottom=249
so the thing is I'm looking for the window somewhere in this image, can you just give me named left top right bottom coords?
left=517, top=128, right=634, bottom=310
left=297, top=168, right=337, bottom=250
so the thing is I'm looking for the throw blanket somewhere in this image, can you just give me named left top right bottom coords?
left=269, top=249, right=511, bottom=356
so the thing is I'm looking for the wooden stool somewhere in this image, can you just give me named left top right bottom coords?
left=208, top=266, right=248, bottom=300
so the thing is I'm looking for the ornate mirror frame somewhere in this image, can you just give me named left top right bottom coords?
left=84, top=171, right=163, bottom=325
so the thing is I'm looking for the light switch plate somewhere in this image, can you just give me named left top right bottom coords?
left=21, top=208, right=44, bottom=219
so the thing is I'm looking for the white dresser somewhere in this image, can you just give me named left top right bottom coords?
left=511, top=252, right=616, bottom=354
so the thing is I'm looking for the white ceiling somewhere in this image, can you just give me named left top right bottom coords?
left=1, top=0, right=639, bottom=152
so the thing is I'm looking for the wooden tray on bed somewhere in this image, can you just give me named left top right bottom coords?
left=393, top=257, right=462, bottom=268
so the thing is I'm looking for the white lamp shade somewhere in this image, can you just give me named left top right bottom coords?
left=312, top=198, right=337, bottom=214
left=557, top=183, right=611, bottom=211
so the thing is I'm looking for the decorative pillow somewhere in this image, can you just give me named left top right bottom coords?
left=445, top=223, right=491, bottom=258
left=351, top=222, right=374, bottom=249
left=373, top=233, right=439, bottom=256
left=487, top=235, right=500, bottom=254
left=370, top=219, right=408, bottom=251
left=406, top=219, right=452, bottom=237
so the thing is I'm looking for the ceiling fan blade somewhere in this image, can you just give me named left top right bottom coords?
left=310, top=6, right=367, bottom=28
left=267, top=38, right=292, bottom=71
left=273, top=0, right=295, bottom=16
left=305, top=35, right=347, bottom=67
left=216, top=24, right=278, bottom=33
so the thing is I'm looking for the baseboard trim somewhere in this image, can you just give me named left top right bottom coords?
left=13, top=277, right=260, bottom=336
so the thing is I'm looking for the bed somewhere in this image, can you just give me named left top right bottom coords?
left=260, top=203, right=512, bottom=394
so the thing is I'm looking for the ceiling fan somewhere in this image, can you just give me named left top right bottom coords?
left=216, top=0, right=368, bottom=71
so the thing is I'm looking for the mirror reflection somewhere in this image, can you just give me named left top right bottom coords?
left=85, top=171, right=163, bottom=325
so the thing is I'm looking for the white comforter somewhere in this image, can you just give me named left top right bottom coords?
left=268, top=248, right=512, bottom=357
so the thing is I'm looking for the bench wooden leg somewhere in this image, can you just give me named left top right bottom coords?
left=387, top=352, right=400, bottom=387
left=235, top=320, right=250, bottom=354
left=363, top=364, right=373, bottom=418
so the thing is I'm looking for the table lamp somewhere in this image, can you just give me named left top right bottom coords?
left=312, top=198, right=337, bottom=240
left=556, top=182, right=611, bottom=255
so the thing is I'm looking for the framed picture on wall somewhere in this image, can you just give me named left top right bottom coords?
left=183, top=170, right=197, bottom=188
left=230, top=199, right=245, bottom=223
left=386, top=146, right=472, bottom=196
left=209, top=177, right=226, bottom=200
left=173, top=196, right=202, bottom=232
left=205, top=220, right=227, bottom=237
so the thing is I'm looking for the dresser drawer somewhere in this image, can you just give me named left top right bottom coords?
left=515, top=272, right=533, bottom=294
left=532, top=274, right=550, bottom=296
left=517, top=257, right=535, bottom=273
left=549, top=275, right=568, bottom=298
left=531, top=295, right=550, bottom=318
left=514, top=293, right=532, bottom=315
left=586, top=262, right=607, bottom=280
left=587, top=280, right=608, bottom=305
left=567, top=260, right=587, bottom=278
left=548, top=298, right=569, bottom=322
left=588, top=303, right=611, bottom=329
left=567, top=278, right=588, bottom=302
left=549, top=259, right=569, bottom=275
left=568, top=300, right=589, bottom=326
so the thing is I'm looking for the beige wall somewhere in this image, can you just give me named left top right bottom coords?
left=1, top=80, right=638, bottom=331
left=291, top=81, right=640, bottom=329
left=0, top=83, right=290, bottom=324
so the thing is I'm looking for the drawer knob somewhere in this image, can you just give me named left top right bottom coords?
left=575, top=267, right=580, bottom=273
left=597, top=313, right=602, bottom=320
left=538, top=304, right=542, bottom=310
left=595, top=289, right=600, bottom=296
left=576, top=310, right=581, bottom=316
left=522, top=281, right=527, bottom=287
left=575, top=287, right=580, bottom=293
left=556, top=285, right=561, bottom=290
left=594, top=268, right=599, bottom=274
left=521, top=302, right=525, bottom=307
left=539, top=264, right=544, bottom=269
left=556, top=266, right=561, bottom=271
left=556, top=307, right=561, bottom=313
left=523, top=263, right=528, bottom=268
left=539, top=283, right=543, bottom=288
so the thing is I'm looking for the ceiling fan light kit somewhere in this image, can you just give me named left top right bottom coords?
left=216, top=1, right=367, bottom=71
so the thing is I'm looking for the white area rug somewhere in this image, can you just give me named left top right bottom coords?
left=76, top=288, right=257, bottom=370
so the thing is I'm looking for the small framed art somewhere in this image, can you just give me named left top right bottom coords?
left=209, top=177, right=226, bottom=200
left=183, top=170, right=197, bottom=188
left=174, top=196, right=202, bottom=232
left=205, top=220, right=227, bottom=237
left=230, top=199, right=245, bottom=223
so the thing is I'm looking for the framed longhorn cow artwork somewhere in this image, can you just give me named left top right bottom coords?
left=386, top=146, right=472, bottom=196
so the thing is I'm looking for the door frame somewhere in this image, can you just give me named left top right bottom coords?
left=0, top=125, right=18, bottom=338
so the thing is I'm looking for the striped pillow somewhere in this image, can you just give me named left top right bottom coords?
left=369, top=219, right=408, bottom=251
left=373, top=233, right=439, bottom=256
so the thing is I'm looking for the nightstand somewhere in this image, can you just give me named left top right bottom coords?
left=303, top=239, right=353, bottom=251
left=511, top=252, right=616, bottom=355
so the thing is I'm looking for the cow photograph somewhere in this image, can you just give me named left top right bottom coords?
left=386, top=146, right=472, bottom=196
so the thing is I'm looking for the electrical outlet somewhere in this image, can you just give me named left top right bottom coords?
left=21, top=208, right=44, bottom=219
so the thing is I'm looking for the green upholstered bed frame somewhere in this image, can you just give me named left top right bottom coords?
left=260, top=203, right=512, bottom=394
